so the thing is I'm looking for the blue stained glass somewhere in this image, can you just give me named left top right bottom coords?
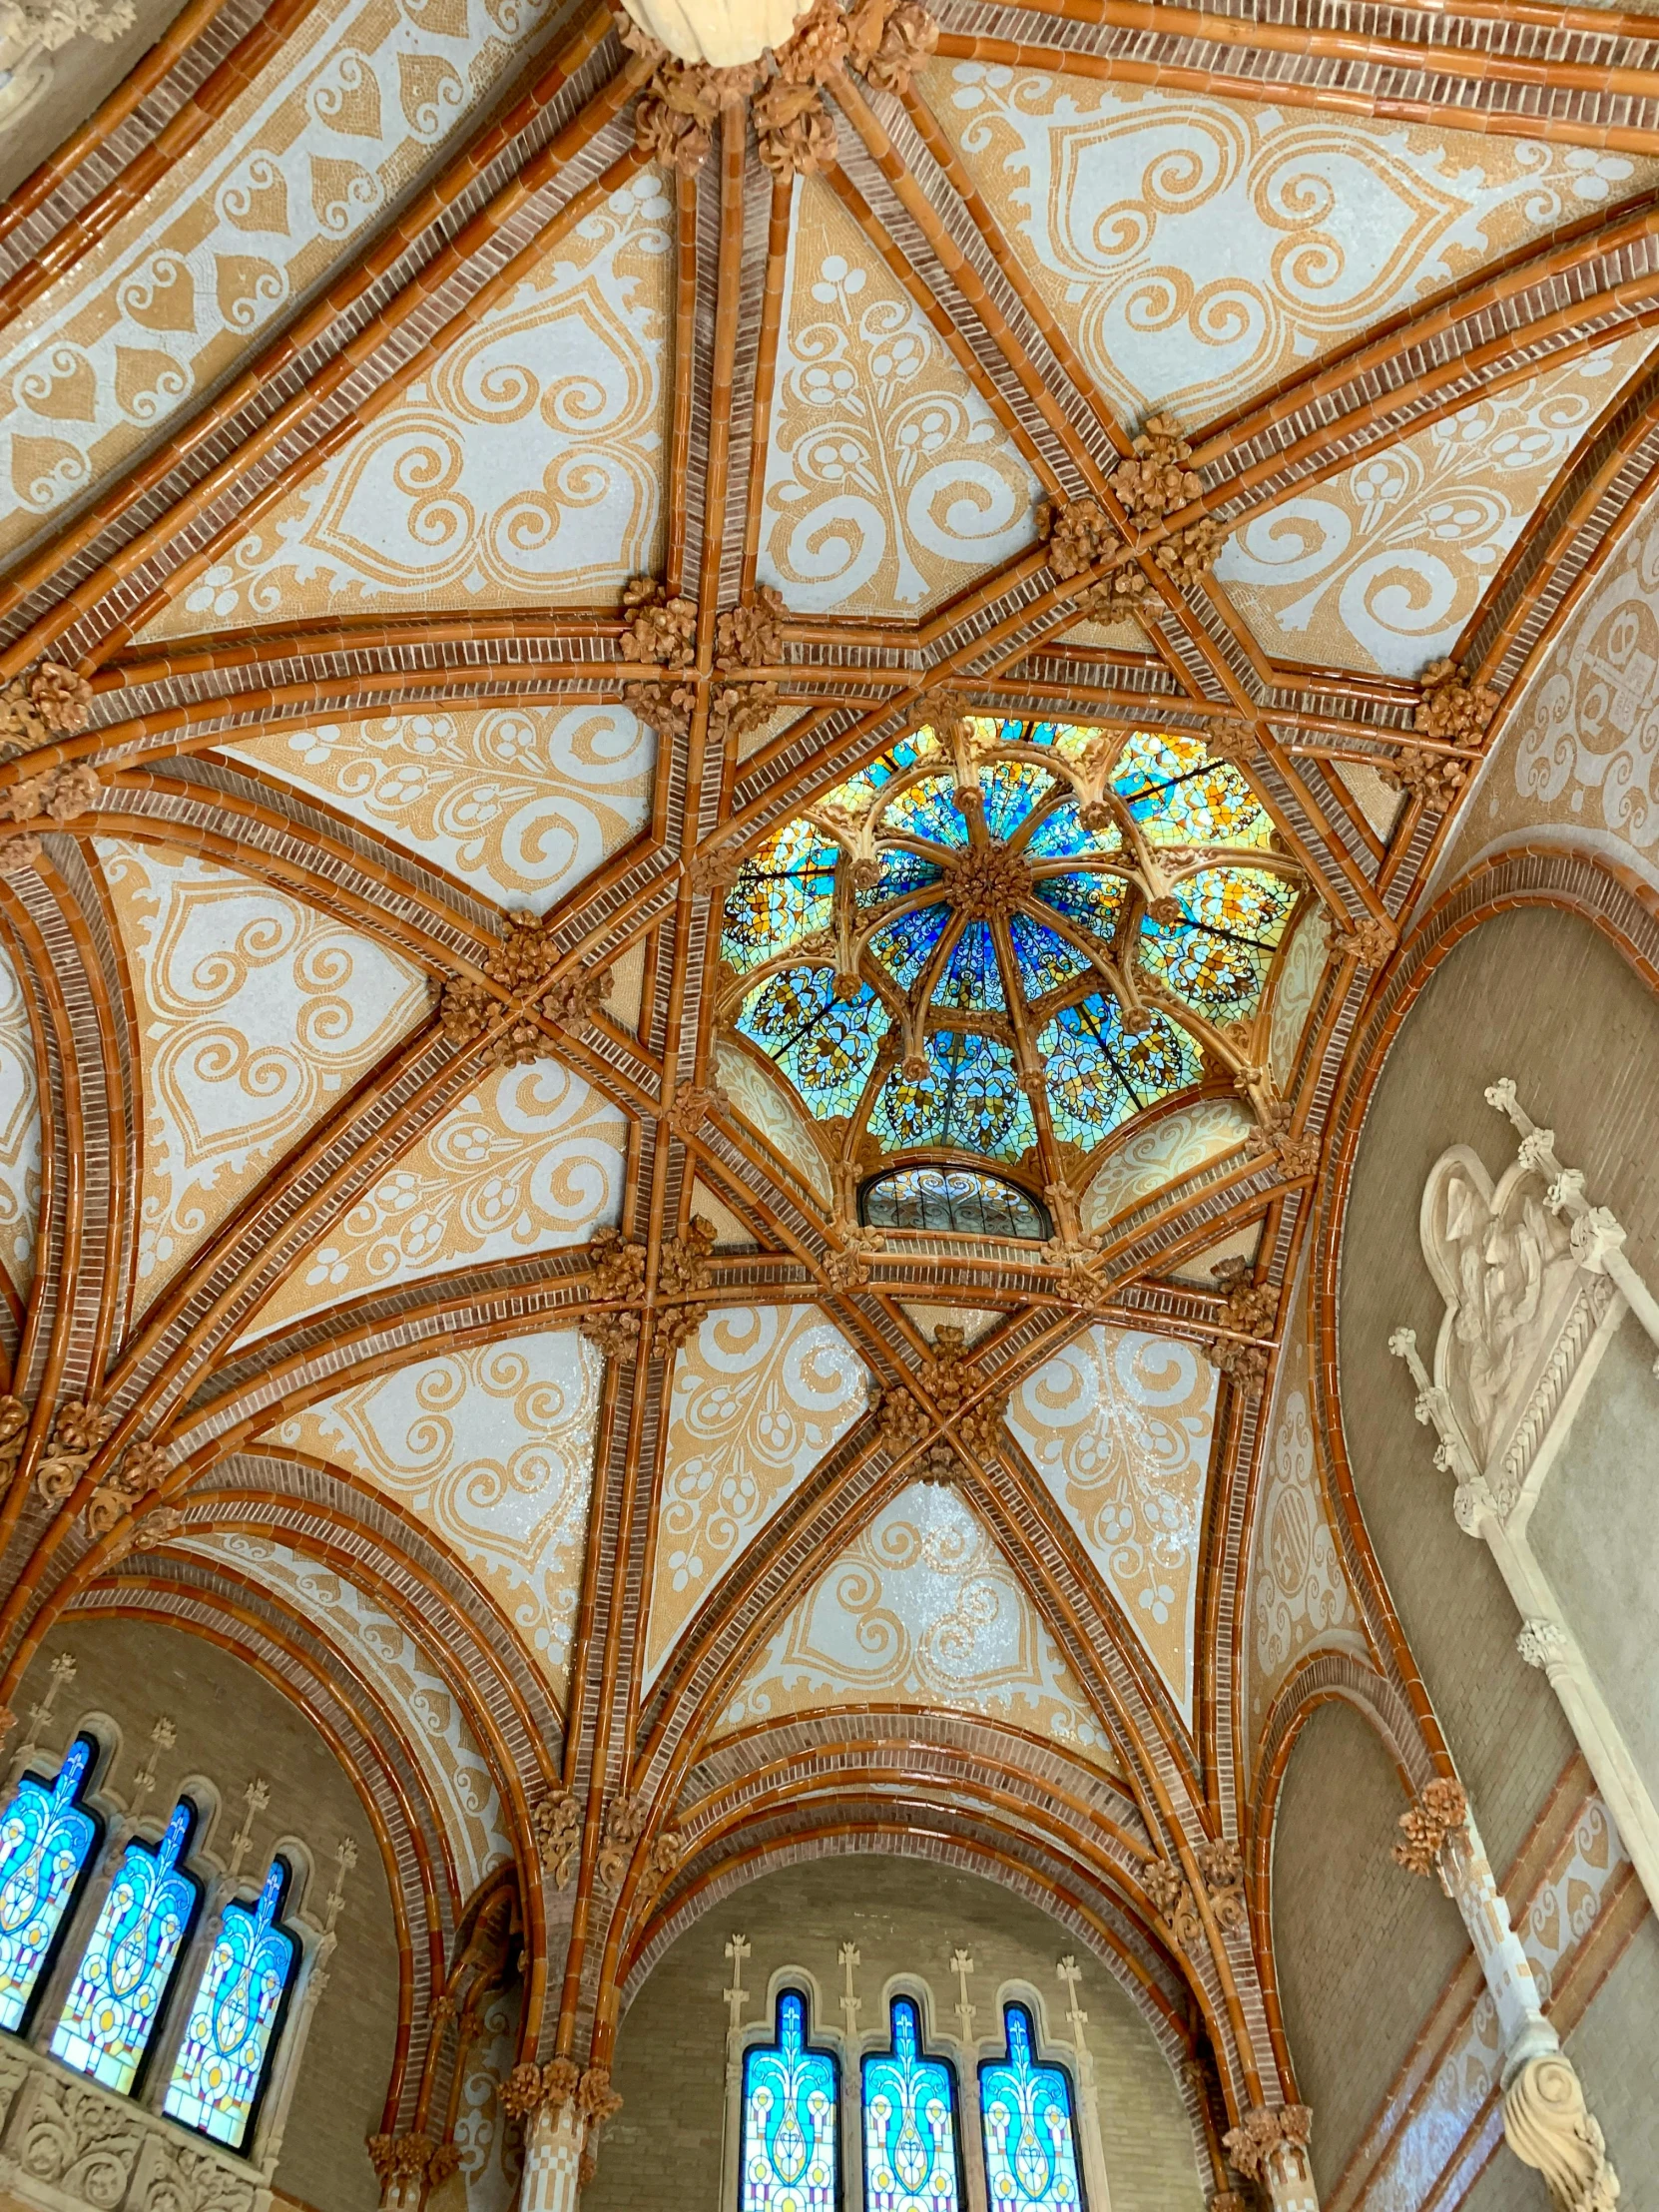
left=857, top=850, right=944, bottom=912
left=976, top=763, right=1055, bottom=841
left=163, top=1858, right=297, bottom=2150
left=1137, top=868, right=1296, bottom=1023
left=863, top=1997, right=960, bottom=2212
left=869, top=1031, right=1036, bottom=1162
left=932, top=921, right=1005, bottom=1012
left=0, top=1736, right=100, bottom=2032
left=881, top=777, right=970, bottom=848
left=723, top=821, right=839, bottom=975
left=1008, top=913, right=1092, bottom=1000
left=738, top=968, right=890, bottom=1120
left=51, top=1797, right=201, bottom=2094
left=743, top=1990, right=837, bottom=2212
left=979, top=2006, right=1084, bottom=2212
left=868, top=904, right=951, bottom=990
left=825, top=731, right=941, bottom=817
left=1110, top=731, right=1273, bottom=849
left=1032, top=871, right=1127, bottom=938
left=1037, top=997, right=1202, bottom=1150
left=1023, top=801, right=1120, bottom=862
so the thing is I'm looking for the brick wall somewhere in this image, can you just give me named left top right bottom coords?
left=584, top=1855, right=1205, bottom=2212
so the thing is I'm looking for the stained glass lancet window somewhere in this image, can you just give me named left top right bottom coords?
left=720, top=715, right=1301, bottom=1189
left=863, top=1995, right=961, bottom=2212
left=51, top=1796, right=201, bottom=2093
left=163, top=1856, right=298, bottom=2148
left=742, top=1988, right=837, bottom=2212
left=0, top=1734, right=101, bottom=2031
left=979, top=2004, right=1084, bottom=2212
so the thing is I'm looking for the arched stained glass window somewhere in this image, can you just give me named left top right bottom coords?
left=0, top=1734, right=101, bottom=2031
left=163, top=1856, right=298, bottom=2149
left=979, top=2004, right=1084, bottom=2211
left=51, top=1796, right=201, bottom=2094
left=742, top=1988, right=837, bottom=2212
left=863, top=1995, right=960, bottom=2212
left=862, top=1167, right=1048, bottom=1240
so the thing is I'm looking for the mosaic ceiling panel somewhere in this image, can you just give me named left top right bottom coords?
left=719, top=1478, right=1118, bottom=1770
left=646, top=1304, right=868, bottom=1685
left=242, top=1056, right=626, bottom=1341
left=267, top=1327, right=602, bottom=1699
left=1006, top=1325, right=1219, bottom=1723
left=1078, top=1098, right=1254, bottom=1237
left=178, top=1530, right=513, bottom=1891
left=920, top=64, right=1658, bottom=429
left=0, top=0, right=571, bottom=564
left=98, top=837, right=429, bottom=1310
left=0, top=940, right=41, bottom=1304
left=142, top=168, right=676, bottom=640
left=757, top=173, right=1039, bottom=618
left=1217, top=333, right=1659, bottom=676
left=225, top=705, right=655, bottom=917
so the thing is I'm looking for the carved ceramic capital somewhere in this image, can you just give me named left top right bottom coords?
left=1392, top=1778, right=1468, bottom=1877
left=1501, top=2052, right=1619, bottom=2212
left=1516, top=1618, right=1570, bottom=1673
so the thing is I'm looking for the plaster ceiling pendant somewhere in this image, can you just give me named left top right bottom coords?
left=621, top=0, right=804, bottom=66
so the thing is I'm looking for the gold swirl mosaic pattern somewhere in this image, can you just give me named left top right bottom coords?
left=718, top=1479, right=1118, bottom=1770
left=241, top=1057, right=627, bottom=1342
left=0, top=940, right=41, bottom=1302
left=922, top=64, right=1659, bottom=428
left=758, top=175, right=1039, bottom=619
left=268, top=1328, right=602, bottom=1698
left=180, top=1532, right=513, bottom=1890
left=98, top=838, right=429, bottom=1310
left=226, top=704, right=655, bottom=915
left=1006, top=1326, right=1218, bottom=1723
left=144, top=169, right=676, bottom=638
left=1079, top=1098, right=1253, bottom=1236
left=1218, top=334, right=1659, bottom=677
left=646, top=1305, right=868, bottom=1686
left=0, top=0, right=570, bottom=564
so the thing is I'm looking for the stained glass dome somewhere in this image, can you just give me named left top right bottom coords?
left=720, top=716, right=1303, bottom=1206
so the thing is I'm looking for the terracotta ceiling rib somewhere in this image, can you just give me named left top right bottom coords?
left=66, top=1587, right=429, bottom=2111
left=0, top=5, right=622, bottom=647
left=714, top=152, right=779, bottom=611
left=98, top=609, right=627, bottom=683
left=1471, top=368, right=1659, bottom=684
left=0, top=0, right=256, bottom=274
left=931, top=16, right=1659, bottom=156
left=1193, top=194, right=1659, bottom=470
left=0, top=84, right=652, bottom=680
left=666, top=171, right=704, bottom=600
left=832, top=71, right=1121, bottom=496
left=0, top=0, right=330, bottom=332
left=736, top=174, right=797, bottom=602
left=0, top=893, right=71, bottom=1421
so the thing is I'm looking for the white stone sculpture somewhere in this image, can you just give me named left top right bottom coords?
left=1390, top=1077, right=1659, bottom=1916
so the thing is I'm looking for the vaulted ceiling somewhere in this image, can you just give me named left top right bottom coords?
left=1, top=0, right=1655, bottom=2175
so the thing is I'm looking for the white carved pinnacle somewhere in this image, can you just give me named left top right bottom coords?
left=1568, top=1208, right=1626, bottom=1276
left=1388, top=1327, right=1484, bottom=1524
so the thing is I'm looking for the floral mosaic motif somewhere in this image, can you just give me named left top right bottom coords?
left=177, top=1532, right=511, bottom=1886
left=758, top=176, right=1039, bottom=616
left=718, top=1479, right=1118, bottom=1769
left=97, top=838, right=429, bottom=1311
left=242, top=1056, right=626, bottom=1342
left=0, top=0, right=571, bottom=564
left=1217, top=334, right=1659, bottom=677
left=0, top=938, right=41, bottom=1301
left=142, top=171, right=675, bottom=638
left=1005, top=1326, right=1218, bottom=1722
left=923, top=63, right=1658, bottom=427
left=266, top=1328, right=601, bottom=1699
left=1267, top=907, right=1331, bottom=1090
left=647, top=1305, right=868, bottom=1686
left=226, top=705, right=655, bottom=915
left=713, top=1043, right=833, bottom=1205
left=722, top=717, right=1296, bottom=1180
left=1469, top=469, right=1659, bottom=878
left=1079, top=1098, right=1254, bottom=1234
